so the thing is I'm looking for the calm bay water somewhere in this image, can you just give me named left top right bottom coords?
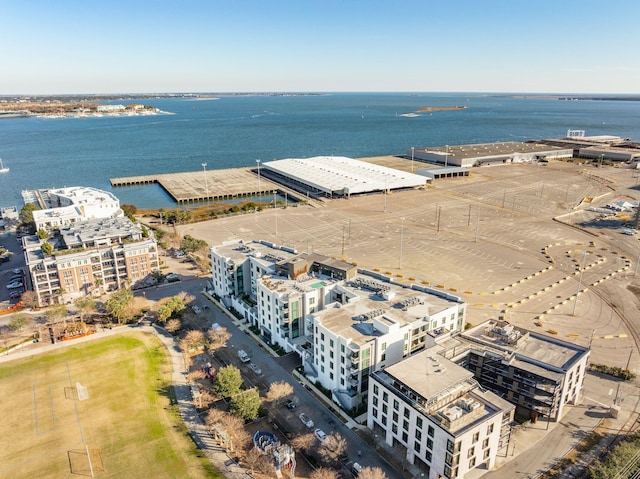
left=1, top=93, right=639, bottom=209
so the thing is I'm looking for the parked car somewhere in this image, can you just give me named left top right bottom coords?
left=299, top=412, right=314, bottom=429
left=9, top=291, right=22, bottom=299
left=192, top=305, right=201, bottom=314
left=285, top=399, right=296, bottom=410
left=238, top=349, right=251, bottom=363
left=12, top=268, right=22, bottom=274
left=249, top=363, right=262, bottom=375
left=6, top=282, right=23, bottom=289
left=166, top=273, right=180, bottom=283
left=351, top=463, right=362, bottom=476
left=314, top=428, right=328, bottom=443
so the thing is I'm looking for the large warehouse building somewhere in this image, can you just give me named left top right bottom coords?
left=261, top=156, right=428, bottom=198
left=407, top=142, right=573, bottom=168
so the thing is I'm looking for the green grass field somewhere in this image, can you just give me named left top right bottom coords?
left=0, top=332, right=222, bottom=478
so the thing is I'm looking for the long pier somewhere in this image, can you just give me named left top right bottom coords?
left=110, top=167, right=281, bottom=204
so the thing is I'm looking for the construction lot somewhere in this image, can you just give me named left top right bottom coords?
left=179, top=159, right=640, bottom=373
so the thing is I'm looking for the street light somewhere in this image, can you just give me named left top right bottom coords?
left=399, top=216, right=405, bottom=269
left=445, top=144, right=449, bottom=167
left=201, top=162, right=208, bottom=201
left=411, top=147, right=415, bottom=173
left=572, top=251, right=587, bottom=316
left=256, top=159, right=261, bottom=195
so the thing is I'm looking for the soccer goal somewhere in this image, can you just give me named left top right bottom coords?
left=76, top=382, right=89, bottom=401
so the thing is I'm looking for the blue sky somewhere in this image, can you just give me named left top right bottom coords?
left=1, top=0, right=638, bottom=94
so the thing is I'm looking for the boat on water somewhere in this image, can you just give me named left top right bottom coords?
left=0, top=158, right=9, bottom=173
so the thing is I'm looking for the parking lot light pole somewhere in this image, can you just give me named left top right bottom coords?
left=399, top=217, right=405, bottom=269
left=201, top=162, right=208, bottom=201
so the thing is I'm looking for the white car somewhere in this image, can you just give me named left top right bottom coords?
left=314, top=428, right=328, bottom=443
left=299, top=412, right=314, bottom=429
left=12, top=268, right=22, bottom=274
left=7, top=282, right=23, bottom=290
left=238, top=349, right=251, bottom=363
left=192, top=305, right=201, bottom=314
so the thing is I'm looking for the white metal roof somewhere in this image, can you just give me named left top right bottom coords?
left=263, top=156, right=427, bottom=195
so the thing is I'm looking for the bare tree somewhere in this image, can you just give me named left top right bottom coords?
left=178, top=291, right=195, bottom=305
left=179, top=329, right=206, bottom=352
left=265, top=380, right=294, bottom=404
left=8, top=313, right=30, bottom=332
left=187, top=369, right=206, bottom=383
left=358, top=467, right=388, bottom=479
left=206, top=409, right=251, bottom=453
left=310, top=468, right=339, bottom=479
left=243, top=448, right=273, bottom=476
left=165, top=318, right=181, bottom=334
left=21, top=290, right=39, bottom=309
left=207, top=325, right=231, bottom=354
left=291, top=432, right=316, bottom=455
left=319, top=432, right=348, bottom=468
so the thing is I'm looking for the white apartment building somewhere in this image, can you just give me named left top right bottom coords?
left=308, top=275, right=466, bottom=410
left=26, top=186, right=123, bottom=231
left=209, top=240, right=468, bottom=411
left=369, top=348, right=514, bottom=479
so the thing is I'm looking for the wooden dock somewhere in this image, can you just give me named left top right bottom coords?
left=111, top=167, right=280, bottom=204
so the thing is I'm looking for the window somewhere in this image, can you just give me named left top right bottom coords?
left=341, top=344, right=345, bottom=353
left=428, top=425, right=434, bottom=437
left=467, top=447, right=475, bottom=458
left=383, top=392, right=388, bottom=402
left=469, top=458, right=476, bottom=468
left=426, top=451, right=432, bottom=462
left=381, top=353, right=386, bottom=362
left=402, top=431, right=408, bottom=443
left=392, top=412, right=398, bottom=423
left=393, top=399, right=399, bottom=410
left=382, top=415, right=387, bottom=425
left=382, top=404, right=388, bottom=414
left=403, top=420, right=409, bottom=431
left=415, top=430, right=422, bottom=441
left=381, top=342, right=387, bottom=351
left=427, top=438, right=433, bottom=450
left=372, top=408, right=378, bottom=417
left=487, top=424, right=494, bottom=435
left=416, top=417, right=423, bottom=429
left=404, top=408, right=410, bottom=419
left=483, top=438, right=489, bottom=449
left=373, top=396, right=378, bottom=406
left=392, top=424, right=398, bottom=434
left=473, top=432, right=479, bottom=443
left=330, top=339, right=334, bottom=347
left=414, top=442, right=421, bottom=453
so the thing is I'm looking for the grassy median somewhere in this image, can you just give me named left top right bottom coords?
left=0, top=332, right=222, bottom=478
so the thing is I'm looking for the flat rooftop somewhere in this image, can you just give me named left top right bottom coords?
left=211, top=239, right=299, bottom=266
left=385, top=348, right=474, bottom=402
left=313, top=276, right=459, bottom=346
left=263, top=156, right=427, bottom=196
left=462, top=320, right=588, bottom=371
left=416, top=142, right=569, bottom=161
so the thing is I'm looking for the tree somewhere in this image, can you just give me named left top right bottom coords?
left=157, top=295, right=185, bottom=322
left=207, top=325, right=231, bottom=354
left=310, top=468, right=339, bottom=479
left=214, top=365, right=243, bottom=398
left=291, top=432, right=316, bottom=454
left=180, top=234, right=207, bottom=254
left=265, top=380, right=293, bottom=404
left=230, top=388, right=261, bottom=421
left=74, top=296, right=96, bottom=322
left=37, top=228, right=48, bottom=239
left=121, top=204, right=137, bottom=221
left=41, top=242, right=53, bottom=256
left=8, top=313, right=30, bottom=332
left=105, top=287, right=134, bottom=323
left=19, top=202, right=40, bottom=231
left=319, top=432, right=348, bottom=468
left=179, top=329, right=206, bottom=352
left=206, top=409, right=251, bottom=453
left=244, top=448, right=273, bottom=476
left=358, top=467, right=388, bottom=479
left=21, top=290, right=39, bottom=309
left=165, top=318, right=181, bottom=334
left=46, top=303, right=67, bottom=324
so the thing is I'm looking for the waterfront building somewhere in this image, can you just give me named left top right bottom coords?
left=23, top=186, right=123, bottom=232
left=449, top=320, right=590, bottom=422
left=408, top=142, right=572, bottom=168
left=24, top=216, right=158, bottom=305
left=369, top=347, right=514, bottom=479
left=209, top=239, right=467, bottom=410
